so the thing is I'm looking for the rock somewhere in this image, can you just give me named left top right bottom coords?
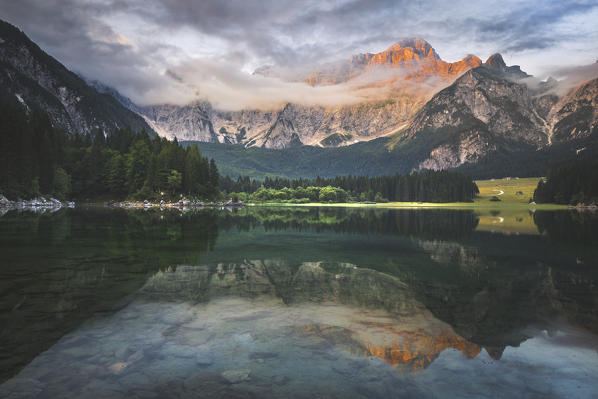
left=221, top=369, right=250, bottom=384
left=0, top=194, right=10, bottom=207
left=195, top=352, right=214, bottom=366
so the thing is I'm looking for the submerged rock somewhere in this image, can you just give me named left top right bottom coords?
left=221, top=369, right=251, bottom=384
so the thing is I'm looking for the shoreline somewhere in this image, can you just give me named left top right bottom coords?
left=246, top=201, right=568, bottom=210
left=0, top=195, right=75, bottom=213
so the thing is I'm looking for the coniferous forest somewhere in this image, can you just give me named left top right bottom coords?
left=534, top=159, right=598, bottom=205
left=0, top=101, right=220, bottom=200
left=220, top=172, right=479, bottom=203
left=1, top=101, right=480, bottom=203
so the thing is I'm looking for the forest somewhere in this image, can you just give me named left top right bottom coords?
left=0, top=101, right=220, bottom=200
left=1, top=100, right=478, bottom=204
left=220, top=171, right=479, bottom=203
left=533, top=158, right=598, bottom=205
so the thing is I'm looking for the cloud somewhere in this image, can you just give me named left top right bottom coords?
left=549, top=62, right=598, bottom=96
left=1, top=0, right=597, bottom=109
left=158, top=59, right=403, bottom=110
left=520, top=60, right=598, bottom=98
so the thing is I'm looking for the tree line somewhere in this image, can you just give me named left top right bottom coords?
left=221, top=170, right=479, bottom=203
left=534, top=158, right=598, bottom=205
left=0, top=101, right=219, bottom=200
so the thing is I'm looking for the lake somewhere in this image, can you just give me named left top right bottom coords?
left=1, top=206, right=597, bottom=398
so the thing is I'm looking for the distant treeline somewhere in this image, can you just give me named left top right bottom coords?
left=221, top=171, right=479, bottom=203
left=0, top=101, right=219, bottom=200
left=534, top=158, right=598, bottom=205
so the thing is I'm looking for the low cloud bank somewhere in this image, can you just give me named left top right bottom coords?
left=140, top=59, right=452, bottom=111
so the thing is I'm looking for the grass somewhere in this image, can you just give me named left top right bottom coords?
left=250, top=177, right=569, bottom=235
left=475, top=177, right=539, bottom=205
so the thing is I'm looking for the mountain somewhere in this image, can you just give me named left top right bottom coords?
left=548, top=77, right=598, bottom=142
left=391, top=58, right=598, bottom=172
left=127, top=39, right=595, bottom=163
left=0, top=20, right=154, bottom=135
left=182, top=60, right=598, bottom=179
left=133, top=38, right=482, bottom=149
left=392, top=64, right=546, bottom=170
left=7, top=17, right=595, bottom=179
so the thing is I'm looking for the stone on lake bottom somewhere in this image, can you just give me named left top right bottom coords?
left=221, top=369, right=251, bottom=384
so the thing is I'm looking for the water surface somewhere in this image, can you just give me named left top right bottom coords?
left=1, top=207, right=597, bottom=398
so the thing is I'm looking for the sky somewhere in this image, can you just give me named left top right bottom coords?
left=2, top=0, right=598, bottom=109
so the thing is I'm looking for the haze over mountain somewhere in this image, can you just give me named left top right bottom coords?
left=130, top=38, right=486, bottom=148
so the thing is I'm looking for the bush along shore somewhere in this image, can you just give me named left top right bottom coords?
left=0, top=194, right=75, bottom=212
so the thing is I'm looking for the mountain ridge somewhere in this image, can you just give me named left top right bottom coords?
left=0, top=19, right=155, bottom=136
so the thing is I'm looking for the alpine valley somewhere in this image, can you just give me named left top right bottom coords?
left=1, top=19, right=597, bottom=179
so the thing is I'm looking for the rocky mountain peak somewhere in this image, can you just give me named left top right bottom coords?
left=368, top=37, right=440, bottom=65
left=383, top=38, right=440, bottom=59
left=484, top=53, right=507, bottom=71
left=482, top=53, right=530, bottom=79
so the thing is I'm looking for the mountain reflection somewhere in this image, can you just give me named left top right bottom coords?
left=139, top=260, right=491, bottom=372
left=1, top=206, right=598, bottom=387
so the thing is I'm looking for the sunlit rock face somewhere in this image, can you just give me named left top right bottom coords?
left=307, top=38, right=482, bottom=86
left=141, top=91, right=427, bottom=149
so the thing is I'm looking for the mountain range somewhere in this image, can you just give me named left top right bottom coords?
left=1, top=19, right=597, bottom=178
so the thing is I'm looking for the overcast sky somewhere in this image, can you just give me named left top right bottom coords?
left=2, top=0, right=598, bottom=108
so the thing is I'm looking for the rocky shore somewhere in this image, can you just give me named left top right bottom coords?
left=0, top=195, right=75, bottom=214
left=110, top=198, right=245, bottom=210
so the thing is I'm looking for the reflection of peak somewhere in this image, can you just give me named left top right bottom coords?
left=361, top=329, right=481, bottom=371
left=484, top=346, right=505, bottom=360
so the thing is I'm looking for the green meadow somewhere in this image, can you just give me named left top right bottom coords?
left=250, top=177, right=569, bottom=234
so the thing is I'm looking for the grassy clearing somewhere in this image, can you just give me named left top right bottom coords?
left=250, top=177, right=569, bottom=235
left=475, top=177, right=539, bottom=205
left=251, top=177, right=564, bottom=210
